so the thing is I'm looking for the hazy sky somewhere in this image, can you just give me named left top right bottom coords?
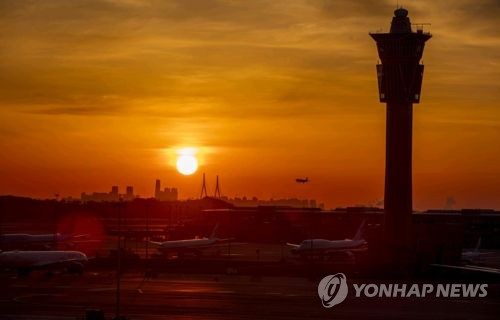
left=1, top=0, right=499, bottom=209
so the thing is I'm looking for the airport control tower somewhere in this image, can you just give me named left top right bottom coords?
left=370, top=8, right=431, bottom=265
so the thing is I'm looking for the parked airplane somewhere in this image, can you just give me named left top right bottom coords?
left=0, top=233, right=91, bottom=250
left=0, top=250, right=88, bottom=276
left=462, top=238, right=482, bottom=264
left=287, top=220, right=367, bottom=259
left=296, top=177, right=309, bottom=184
left=461, top=238, right=495, bottom=265
left=430, top=238, right=500, bottom=277
left=150, top=224, right=233, bottom=257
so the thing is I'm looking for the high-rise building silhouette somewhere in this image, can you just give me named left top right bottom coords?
left=154, top=179, right=178, bottom=201
left=370, top=8, right=431, bottom=263
left=155, top=179, right=161, bottom=199
left=124, top=186, right=134, bottom=201
left=81, top=185, right=135, bottom=202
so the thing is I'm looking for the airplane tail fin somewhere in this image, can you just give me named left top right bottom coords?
left=474, top=237, right=481, bottom=252
left=210, top=223, right=219, bottom=239
left=353, top=220, right=366, bottom=241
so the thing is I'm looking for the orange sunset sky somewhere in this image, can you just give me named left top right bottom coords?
left=0, top=0, right=499, bottom=210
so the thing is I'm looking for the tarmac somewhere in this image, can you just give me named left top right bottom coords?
left=1, top=272, right=499, bottom=320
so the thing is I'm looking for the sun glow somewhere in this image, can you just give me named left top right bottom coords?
left=176, top=148, right=198, bottom=175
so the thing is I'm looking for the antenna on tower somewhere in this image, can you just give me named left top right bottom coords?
left=214, top=175, right=221, bottom=198
left=200, top=173, right=208, bottom=199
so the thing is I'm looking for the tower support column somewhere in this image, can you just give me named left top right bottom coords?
left=384, top=102, right=413, bottom=262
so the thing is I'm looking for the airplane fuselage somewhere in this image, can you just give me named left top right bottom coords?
left=158, top=238, right=218, bottom=250
left=0, top=250, right=88, bottom=274
left=462, top=250, right=481, bottom=264
left=296, top=239, right=366, bottom=253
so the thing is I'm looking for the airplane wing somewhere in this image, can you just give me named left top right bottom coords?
left=224, top=242, right=247, bottom=246
left=70, top=239, right=102, bottom=243
left=179, top=242, right=248, bottom=249
left=149, top=241, right=164, bottom=246
left=476, top=251, right=498, bottom=256
left=430, top=264, right=500, bottom=277
left=32, top=258, right=85, bottom=268
left=323, top=247, right=367, bottom=254
left=214, top=237, right=239, bottom=244
left=70, top=234, right=91, bottom=239
left=195, top=243, right=234, bottom=249
left=204, top=241, right=247, bottom=248
left=290, top=245, right=368, bottom=255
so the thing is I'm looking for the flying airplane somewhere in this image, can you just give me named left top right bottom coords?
left=287, top=220, right=367, bottom=259
left=0, top=250, right=88, bottom=277
left=296, top=177, right=309, bottom=184
left=0, top=233, right=91, bottom=250
left=150, top=224, right=234, bottom=257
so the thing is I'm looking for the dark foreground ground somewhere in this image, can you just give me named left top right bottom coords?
left=1, top=271, right=499, bottom=320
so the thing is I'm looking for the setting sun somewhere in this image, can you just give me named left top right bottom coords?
left=176, top=148, right=198, bottom=175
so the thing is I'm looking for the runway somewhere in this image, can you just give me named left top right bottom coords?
left=1, top=272, right=499, bottom=320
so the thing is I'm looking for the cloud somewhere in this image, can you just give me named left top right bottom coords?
left=28, top=105, right=121, bottom=116
left=1, top=0, right=497, bottom=119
